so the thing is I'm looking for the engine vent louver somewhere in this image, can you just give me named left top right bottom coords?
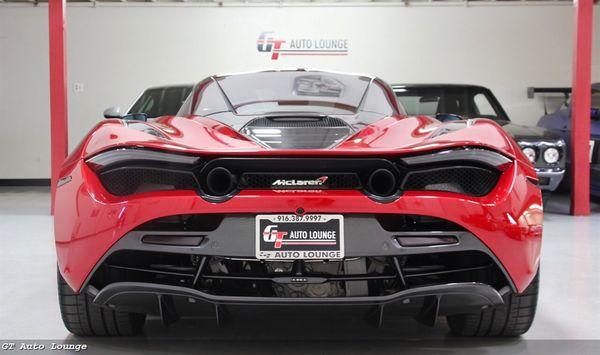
left=241, top=116, right=352, bottom=149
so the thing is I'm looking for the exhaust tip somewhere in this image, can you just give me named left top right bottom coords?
left=205, top=167, right=237, bottom=196
left=367, top=168, right=397, bottom=197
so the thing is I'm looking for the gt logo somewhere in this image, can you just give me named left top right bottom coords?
left=256, top=32, right=286, bottom=60
left=262, top=225, right=288, bottom=249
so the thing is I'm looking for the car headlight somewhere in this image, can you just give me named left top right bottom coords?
left=543, top=147, right=560, bottom=164
left=521, top=147, right=537, bottom=163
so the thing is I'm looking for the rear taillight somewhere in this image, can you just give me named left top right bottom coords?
left=86, top=148, right=201, bottom=196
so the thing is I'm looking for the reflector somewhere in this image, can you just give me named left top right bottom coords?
left=395, top=235, right=458, bottom=247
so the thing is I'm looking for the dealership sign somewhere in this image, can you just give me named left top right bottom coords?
left=257, top=32, right=349, bottom=60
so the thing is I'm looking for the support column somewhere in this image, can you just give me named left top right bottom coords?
left=570, top=0, right=594, bottom=216
left=49, top=0, right=68, bottom=214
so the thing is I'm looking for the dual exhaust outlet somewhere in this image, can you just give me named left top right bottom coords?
left=203, top=167, right=399, bottom=198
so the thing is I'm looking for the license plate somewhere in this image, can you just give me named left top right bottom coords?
left=255, top=214, right=344, bottom=260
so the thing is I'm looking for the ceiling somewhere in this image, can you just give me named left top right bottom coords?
left=0, top=0, right=578, bottom=4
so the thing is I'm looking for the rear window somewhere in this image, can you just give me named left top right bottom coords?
left=195, top=71, right=372, bottom=116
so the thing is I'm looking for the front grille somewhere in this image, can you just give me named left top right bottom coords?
left=239, top=173, right=361, bottom=190
left=538, top=177, right=550, bottom=186
left=89, top=250, right=506, bottom=299
left=401, top=166, right=500, bottom=197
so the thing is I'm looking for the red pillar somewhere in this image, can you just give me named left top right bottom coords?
left=570, top=0, right=594, bottom=216
left=49, top=0, right=68, bottom=214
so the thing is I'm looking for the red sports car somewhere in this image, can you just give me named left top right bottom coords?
left=54, top=70, right=542, bottom=337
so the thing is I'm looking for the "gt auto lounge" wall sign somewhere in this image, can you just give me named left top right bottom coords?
left=257, top=31, right=349, bottom=60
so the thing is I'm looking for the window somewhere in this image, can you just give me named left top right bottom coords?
left=194, top=82, right=229, bottom=116
left=196, top=71, right=372, bottom=116
left=395, top=86, right=507, bottom=121
left=129, top=89, right=162, bottom=117
left=128, top=86, right=192, bottom=118
left=473, top=93, right=496, bottom=116
left=395, top=88, right=443, bottom=116
left=396, top=95, right=439, bottom=116
left=362, top=81, right=397, bottom=116
left=161, top=88, right=187, bottom=116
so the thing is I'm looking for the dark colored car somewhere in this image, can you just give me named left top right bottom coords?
left=56, top=70, right=542, bottom=337
left=534, top=84, right=600, bottom=197
left=103, top=84, right=193, bottom=119
left=393, top=84, right=566, bottom=192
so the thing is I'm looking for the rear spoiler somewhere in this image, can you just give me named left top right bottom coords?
left=527, top=85, right=599, bottom=99
left=527, top=87, right=572, bottom=100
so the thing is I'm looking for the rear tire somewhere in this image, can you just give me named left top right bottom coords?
left=446, top=270, right=539, bottom=337
left=57, top=269, right=146, bottom=336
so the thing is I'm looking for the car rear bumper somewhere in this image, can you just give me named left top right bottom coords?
left=79, top=225, right=512, bottom=324
left=535, top=168, right=564, bottom=191
left=78, top=219, right=517, bottom=291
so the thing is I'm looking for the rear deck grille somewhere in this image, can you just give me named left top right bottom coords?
left=241, top=116, right=352, bottom=149
left=246, top=116, right=349, bottom=128
left=239, top=173, right=361, bottom=189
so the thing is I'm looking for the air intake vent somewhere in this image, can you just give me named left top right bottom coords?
left=241, top=116, right=352, bottom=149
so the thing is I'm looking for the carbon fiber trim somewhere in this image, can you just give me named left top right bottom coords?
left=79, top=214, right=516, bottom=293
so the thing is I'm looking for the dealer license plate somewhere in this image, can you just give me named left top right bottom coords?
left=255, top=214, right=344, bottom=260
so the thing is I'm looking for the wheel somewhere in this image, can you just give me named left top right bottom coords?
left=446, top=270, right=539, bottom=337
left=57, top=269, right=146, bottom=336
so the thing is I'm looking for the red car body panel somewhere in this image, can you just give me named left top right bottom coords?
left=55, top=113, right=542, bottom=294
left=77, top=115, right=519, bottom=158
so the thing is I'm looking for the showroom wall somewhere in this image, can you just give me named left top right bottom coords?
left=1, top=3, right=599, bottom=179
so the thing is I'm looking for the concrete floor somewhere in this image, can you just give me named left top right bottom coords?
left=1, top=187, right=599, bottom=354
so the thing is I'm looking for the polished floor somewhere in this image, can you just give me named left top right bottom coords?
left=0, top=187, right=599, bottom=354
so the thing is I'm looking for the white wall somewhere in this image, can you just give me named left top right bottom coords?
left=1, top=3, right=599, bottom=178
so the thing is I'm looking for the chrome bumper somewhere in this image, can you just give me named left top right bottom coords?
left=536, top=168, right=565, bottom=191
